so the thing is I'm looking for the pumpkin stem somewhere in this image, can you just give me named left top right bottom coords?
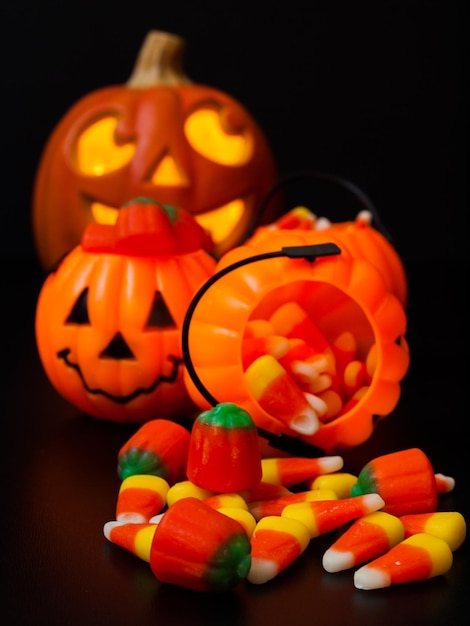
left=126, top=30, right=192, bottom=88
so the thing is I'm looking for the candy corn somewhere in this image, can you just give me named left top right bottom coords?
left=104, top=521, right=157, bottom=562
left=116, top=474, right=169, bottom=523
left=117, top=418, right=191, bottom=484
left=350, top=448, right=440, bottom=516
left=244, top=354, right=321, bottom=435
left=278, top=339, right=332, bottom=386
left=248, top=515, right=311, bottom=584
left=244, top=318, right=276, bottom=338
left=434, top=473, right=455, bottom=494
left=166, top=480, right=214, bottom=506
left=186, top=403, right=262, bottom=492
left=316, top=390, right=344, bottom=422
left=241, top=334, right=290, bottom=369
left=261, top=455, right=344, bottom=487
left=249, top=489, right=337, bottom=521
left=331, top=331, right=358, bottom=374
left=353, top=533, right=453, bottom=590
left=203, top=492, right=249, bottom=511
left=322, top=511, right=404, bottom=572
left=308, top=472, right=358, bottom=498
left=240, top=481, right=292, bottom=503
left=282, top=493, right=385, bottom=538
left=269, top=302, right=329, bottom=353
left=342, top=359, right=370, bottom=396
left=339, top=386, right=368, bottom=416
left=150, top=497, right=252, bottom=592
left=274, top=206, right=317, bottom=230
left=217, top=507, right=258, bottom=537
left=399, top=512, right=466, bottom=552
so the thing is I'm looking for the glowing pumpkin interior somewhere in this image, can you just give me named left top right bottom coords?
left=76, top=110, right=252, bottom=244
left=32, top=31, right=280, bottom=268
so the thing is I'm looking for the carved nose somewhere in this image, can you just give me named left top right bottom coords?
left=150, top=154, right=189, bottom=186
left=99, top=332, right=135, bottom=360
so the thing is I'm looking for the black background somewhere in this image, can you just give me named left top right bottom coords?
left=2, top=2, right=469, bottom=625
left=2, top=0, right=468, bottom=267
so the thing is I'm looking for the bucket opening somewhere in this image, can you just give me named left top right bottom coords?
left=240, top=279, right=377, bottom=436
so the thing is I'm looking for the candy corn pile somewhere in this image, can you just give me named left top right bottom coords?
left=242, top=304, right=374, bottom=436
left=104, top=407, right=466, bottom=592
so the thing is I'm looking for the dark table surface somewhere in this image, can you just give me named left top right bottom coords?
left=3, top=258, right=468, bottom=626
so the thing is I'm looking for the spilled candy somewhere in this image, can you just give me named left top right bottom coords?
left=244, top=354, right=322, bottom=435
left=349, top=448, right=452, bottom=516
left=248, top=515, right=310, bottom=584
left=399, top=511, right=466, bottom=552
left=308, top=472, right=358, bottom=498
left=106, top=497, right=252, bottom=593
left=217, top=508, right=258, bottom=537
left=117, top=419, right=191, bottom=484
left=249, top=489, right=337, bottom=521
left=166, top=479, right=214, bottom=507
left=149, top=497, right=252, bottom=592
left=353, top=533, right=453, bottom=590
left=107, top=408, right=465, bottom=593
left=261, top=455, right=343, bottom=487
left=116, top=474, right=169, bottom=523
left=186, top=402, right=262, bottom=492
left=322, top=511, right=404, bottom=573
left=282, top=493, right=385, bottom=539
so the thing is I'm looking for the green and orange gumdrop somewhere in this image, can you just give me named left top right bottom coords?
left=186, top=402, right=262, bottom=492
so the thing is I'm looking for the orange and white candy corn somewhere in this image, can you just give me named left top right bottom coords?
left=249, top=489, right=337, bottom=521
left=116, top=474, right=169, bottom=523
left=308, top=472, right=358, bottom=498
left=261, top=455, right=344, bottom=487
left=104, top=521, right=157, bottom=562
left=282, top=493, right=385, bottom=538
left=166, top=480, right=214, bottom=507
left=203, top=492, right=248, bottom=511
left=354, top=533, right=453, bottom=590
left=331, top=331, right=358, bottom=374
left=244, top=354, right=322, bottom=435
left=269, top=302, right=330, bottom=353
left=247, top=515, right=310, bottom=584
left=399, top=511, right=466, bottom=552
left=322, top=511, right=404, bottom=572
left=278, top=339, right=332, bottom=386
left=342, top=359, right=370, bottom=396
left=240, top=481, right=293, bottom=503
left=241, top=334, right=290, bottom=369
left=217, top=507, right=257, bottom=537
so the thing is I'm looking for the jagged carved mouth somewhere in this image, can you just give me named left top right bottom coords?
left=57, top=349, right=183, bottom=404
left=90, top=199, right=245, bottom=246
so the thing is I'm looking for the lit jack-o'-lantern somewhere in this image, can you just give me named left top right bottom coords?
left=32, top=30, right=280, bottom=268
left=35, top=198, right=217, bottom=423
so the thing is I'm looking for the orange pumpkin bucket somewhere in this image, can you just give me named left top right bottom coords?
left=182, top=185, right=409, bottom=454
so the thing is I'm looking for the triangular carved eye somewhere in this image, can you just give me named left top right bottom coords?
left=146, top=291, right=176, bottom=329
left=65, top=288, right=90, bottom=325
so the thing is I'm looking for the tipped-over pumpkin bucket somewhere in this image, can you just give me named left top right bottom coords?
left=182, top=205, right=409, bottom=454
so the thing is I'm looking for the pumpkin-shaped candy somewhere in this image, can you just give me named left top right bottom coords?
left=32, top=30, right=280, bottom=268
left=35, top=197, right=217, bottom=423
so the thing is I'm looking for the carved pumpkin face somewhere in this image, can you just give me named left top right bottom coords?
left=35, top=198, right=217, bottom=423
left=183, top=210, right=409, bottom=453
left=32, top=31, right=279, bottom=269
